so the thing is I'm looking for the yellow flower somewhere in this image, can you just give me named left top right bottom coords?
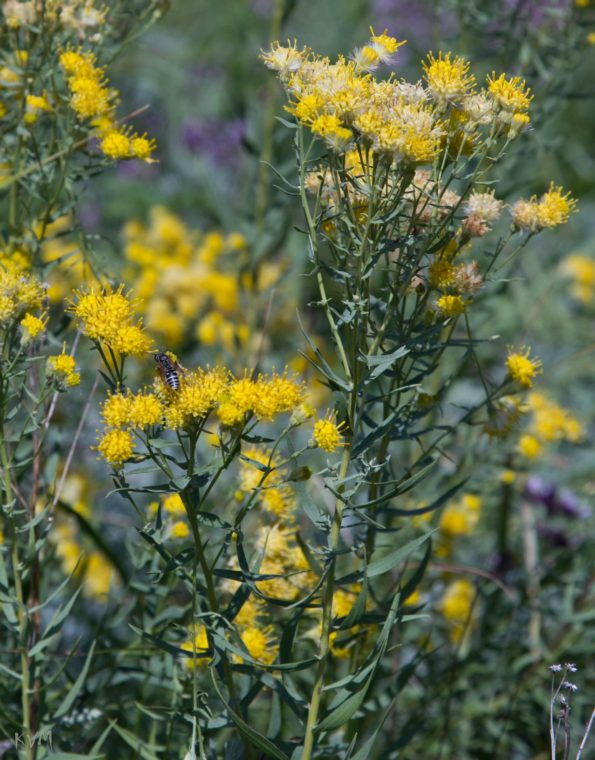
left=423, top=52, right=475, bottom=107
left=536, top=183, right=577, bottom=229
left=260, top=40, right=309, bottom=81
left=436, top=294, right=466, bottom=317
left=313, top=411, right=346, bottom=452
left=100, top=129, right=131, bottom=160
left=517, top=434, right=542, bottom=460
left=333, top=585, right=361, bottom=618
left=96, top=429, right=134, bottom=466
left=130, top=134, right=157, bottom=161
left=170, top=521, right=189, bottom=539
left=20, top=312, right=46, bottom=341
left=129, top=392, right=163, bottom=427
left=83, top=552, right=115, bottom=598
left=164, top=367, right=229, bottom=430
left=181, top=626, right=211, bottom=669
left=440, top=494, right=481, bottom=537
left=47, top=348, right=80, bottom=387
left=162, top=493, right=186, bottom=516
left=439, top=579, right=476, bottom=640
left=71, top=285, right=153, bottom=355
left=236, top=624, right=277, bottom=665
left=506, top=346, right=542, bottom=388
left=487, top=72, right=532, bottom=114
left=102, top=392, right=133, bottom=428
left=562, top=254, right=595, bottom=303
left=24, top=93, right=52, bottom=124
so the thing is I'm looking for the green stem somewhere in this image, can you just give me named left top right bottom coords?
left=2, top=433, right=33, bottom=760
left=301, top=444, right=351, bottom=760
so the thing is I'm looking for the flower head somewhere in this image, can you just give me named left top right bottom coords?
left=47, top=346, right=80, bottom=387
left=96, top=429, right=134, bottom=466
left=313, top=410, right=346, bottom=452
left=423, top=52, right=475, bottom=107
left=506, top=346, right=542, bottom=388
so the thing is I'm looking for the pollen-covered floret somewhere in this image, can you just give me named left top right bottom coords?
left=313, top=411, right=346, bottom=452
left=96, top=429, right=134, bottom=466
left=506, top=346, right=543, bottom=388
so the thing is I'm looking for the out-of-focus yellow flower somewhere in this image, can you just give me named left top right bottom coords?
left=439, top=579, right=476, bottom=644
left=20, top=311, right=46, bottom=342
left=440, top=494, right=481, bottom=538
left=562, top=254, right=595, bottom=303
left=518, top=434, right=542, bottom=460
left=181, top=626, right=211, bottom=669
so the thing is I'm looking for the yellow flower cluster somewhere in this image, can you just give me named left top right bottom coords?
left=47, top=346, right=81, bottom=387
left=506, top=346, right=543, bottom=389
left=438, top=494, right=482, bottom=558
left=180, top=625, right=211, bottom=670
left=70, top=285, right=153, bottom=356
left=122, top=207, right=258, bottom=350
left=562, top=254, right=595, bottom=304
left=517, top=392, right=584, bottom=461
left=438, top=578, right=476, bottom=644
left=59, top=48, right=156, bottom=162
left=148, top=493, right=189, bottom=540
left=238, top=448, right=296, bottom=517
left=102, top=389, right=164, bottom=428
left=3, top=0, right=106, bottom=36
left=263, top=33, right=534, bottom=161
left=253, top=523, right=313, bottom=601
left=216, top=370, right=304, bottom=427
left=20, top=311, right=47, bottom=343
left=49, top=475, right=116, bottom=598
left=0, top=266, right=45, bottom=323
left=511, top=183, right=577, bottom=232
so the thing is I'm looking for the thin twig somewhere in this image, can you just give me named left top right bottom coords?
left=50, top=374, right=99, bottom=514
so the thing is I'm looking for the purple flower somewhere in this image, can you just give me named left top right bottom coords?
left=181, top=117, right=246, bottom=166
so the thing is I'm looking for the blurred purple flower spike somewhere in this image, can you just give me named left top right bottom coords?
left=181, top=117, right=246, bottom=166
left=523, top=476, right=590, bottom=519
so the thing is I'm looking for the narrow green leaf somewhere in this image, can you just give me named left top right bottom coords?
left=210, top=673, right=290, bottom=760
left=53, top=641, right=96, bottom=719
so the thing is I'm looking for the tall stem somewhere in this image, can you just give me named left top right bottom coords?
left=301, top=444, right=351, bottom=760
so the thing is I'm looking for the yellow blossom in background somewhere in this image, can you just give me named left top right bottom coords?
left=235, top=625, right=277, bottom=665
left=181, top=626, right=211, bottom=669
left=439, top=579, right=476, bottom=644
left=440, top=494, right=481, bottom=538
left=96, top=428, right=134, bottom=466
left=83, top=552, right=115, bottom=598
left=239, top=448, right=296, bottom=516
left=526, top=392, right=584, bottom=444
left=506, top=346, right=542, bottom=388
left=518, top=434, right=542, bottom=460
left=24, top=93, right=52, bottom=124
left=170, top=521, right=189, bottom=539
left=562, top=254, right=595, bottom=303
